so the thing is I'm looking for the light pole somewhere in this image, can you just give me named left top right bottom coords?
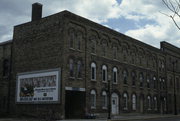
left=108, top=75, right=111, bottom=119
left=172, top=60, right=178, bottom=115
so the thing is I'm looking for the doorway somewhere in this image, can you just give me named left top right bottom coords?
left=111, top=93, right=119, bottom=115
left=65, top=90, right=85, bottom=119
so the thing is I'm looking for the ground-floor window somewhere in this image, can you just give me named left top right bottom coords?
left=147, top=96, right=151, bottom=110
left=102, top=91, right=107, bottom=109
left=132, top=94, right=136, bottom=110
left=123, top=93, right=128, bottom=110
left=90, top=90, right=96, bottom=109
left=154, top=96, right=157, bottom=110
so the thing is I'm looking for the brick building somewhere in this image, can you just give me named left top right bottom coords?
left=0, top=3, right=180, bottom=119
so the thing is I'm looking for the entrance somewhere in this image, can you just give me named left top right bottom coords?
left=65, top=90, right=85, bottom=119
left=111, top=93, right=119, bottom=115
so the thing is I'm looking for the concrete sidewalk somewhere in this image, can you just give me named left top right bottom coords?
left=59, top=114, right=180, bottom=121
left=0, top=114, right=180, bottom=121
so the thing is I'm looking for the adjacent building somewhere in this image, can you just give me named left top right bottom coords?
left=0, top=3, right=179, bottom=119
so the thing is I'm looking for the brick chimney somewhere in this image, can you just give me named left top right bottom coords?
left=31, top=3, right=42, bottom=21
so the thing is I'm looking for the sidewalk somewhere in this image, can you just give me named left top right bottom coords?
left=59, top=114, right=180, bottom=121
left=0, top=114, right=180, bottom=121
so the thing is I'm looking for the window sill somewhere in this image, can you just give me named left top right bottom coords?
left=69, top=77, right=75, bottom=79
left=132, top=85, right=136, bottom=88
left=91, top=107, right=96, bottom=109
left=91, top=53, right=96, bottom=55
left=123, top=108, right=128, bottom=110
left=102, top=107, right=107, bottom=110
left=102, top=81, right=108, bottom=83
left=69, top=48, right=75, bottom=51
left=113, top=82, right=118, bottom=85
left=91, top=80, right=97, bottom=82
left=77, top=78, right=82, bottom=80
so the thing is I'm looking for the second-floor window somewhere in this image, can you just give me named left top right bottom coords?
left=113, top=67, right=118, bottom=84
left=69, top=59, right=74, bottom=77
left=132, top=71, right=136, bottom=86
left=77, top=61, right=82, bottom=78
left=102, top=65, right=107, bottom=82
left=91, top=62, right=96, bottom=80
left=123, top=70, right=128, bottom=84
left=139, top=73, right=144, bottom=87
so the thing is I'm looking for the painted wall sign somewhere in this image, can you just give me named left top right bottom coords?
left=16, top=68, right=61, bottom=104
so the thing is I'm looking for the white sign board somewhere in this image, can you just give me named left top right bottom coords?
left=16, top=69, right=60, bottom=104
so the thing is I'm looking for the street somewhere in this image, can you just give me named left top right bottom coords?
left=127, top=117, right=180, bottom=121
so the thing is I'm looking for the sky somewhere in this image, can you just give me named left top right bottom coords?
left=0, top=0, right=180, bottom=48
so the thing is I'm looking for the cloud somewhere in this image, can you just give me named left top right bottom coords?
left=0, top=0, right=179, bottom=48
left=119, top=0, right=180, bottom=48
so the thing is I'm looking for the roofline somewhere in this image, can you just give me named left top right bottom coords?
left=63, top=10, right=162, bottom=53
left=0, top=40, right=13, bottom=46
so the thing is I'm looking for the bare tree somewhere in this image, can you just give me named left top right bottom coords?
left=162, top=0, right=180, bottom=30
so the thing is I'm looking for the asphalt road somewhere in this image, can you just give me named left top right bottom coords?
left=130, top=117, right=180, bottom=121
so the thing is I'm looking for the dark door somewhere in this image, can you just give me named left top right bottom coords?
left=65, top=90, right=85, bottom=119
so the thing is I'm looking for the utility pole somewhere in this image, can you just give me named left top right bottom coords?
left=108, top=75, right=111, bottom=119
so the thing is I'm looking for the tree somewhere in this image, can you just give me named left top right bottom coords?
left=162, top=0, right=180, bottom=30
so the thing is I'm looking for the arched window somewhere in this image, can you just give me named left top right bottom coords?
left=102, top=65, right=107, bottom=82
left=154, top=96, right=157, bottom=110
left=147, top=76, right=150, bottom=88
left=147, top=96, right=151, bottom=110
left=91, top=62, right=96, bottom=80
left=139, top=73, right=144, bottom=87
left=90, top=90, right=96, bottom=109
left=77, top=32, right=83, bottom=50
left=123, top=93, right=128, bottom=110
left=69, top=29, right=75, bottom=48
left=153, top=76, right=157, bottom=89
left=123, top=70, right=128, bottom=84
left=77, top=61, right=82, bottom=78
left=113, top=67, right=118, bottom=84
left=102, top=41, right=107, bottom=57
left=102, top=91, right=107, bottom=109
left=164, top=97, right=166, bottom=111
left=132, top=71, right=136, bottom=86
left=132, top=94, right=136, bottom=110
left=69, top=59, right=74, bottom=77
left=91, top=40, right=96, bottom=54
left=113, top=46, right=117, bottom=59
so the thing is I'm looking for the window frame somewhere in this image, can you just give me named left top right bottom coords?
left=91, top=62, right=96, bottom=81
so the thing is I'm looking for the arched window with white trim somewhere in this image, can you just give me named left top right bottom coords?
left=113, top=67, right=118, bottom=84
left=147, top=96, right=151, bottom=110
left=102, top=65, right=107, bottom=82
left=123, top=93, right=128, bottom=110
left=91, top=62, right=96, bottom=80
left=69, top=59, right=74, bottom=77
left=164, top=97, right=166, bottom=111
left=154, top=96, right=157, bottom=110
left=77, top=32, right=83, bottom=50
left=132, top=94, right=136, bottom=110
left=69, top=29, right=75, bottom=49
left=77, top=60, right=82, bottom=78
left=123, top=70, right=128, bottom=84
left=102, top=91, right=107, bottom=109
left=90, top=90, right=96, bottom=109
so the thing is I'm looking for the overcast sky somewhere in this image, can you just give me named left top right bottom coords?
left=0, top=0, right=180, bottom=48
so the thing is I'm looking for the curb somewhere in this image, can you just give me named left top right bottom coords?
left=111, top=115, right=180, bottom=121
